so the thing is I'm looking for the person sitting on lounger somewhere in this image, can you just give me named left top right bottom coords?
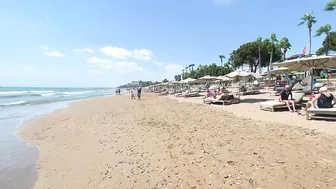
left=279, top=85, right=297, bottom=112
left=205, top=89, right=215, bottom=98
left=299, top=87, right=336, bottom=114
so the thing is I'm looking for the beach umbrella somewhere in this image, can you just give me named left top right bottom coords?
left=181, top=78, right=196, bottom=84
left=274, top=55, right=336, bottom=93
left=265, top=67, right=290, bottom=75
left=216, top=76, right=232, bottom=81
left=198, top=75, right=219, bottom=82
left=225, top=70, right=252, bottom=78
left=169, top=81, right=181, bottom=85
left=251, top=73, right=263, bottom=79
left=274, top=55, right=336, bottom=71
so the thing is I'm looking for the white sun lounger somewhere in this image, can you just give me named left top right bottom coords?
left=260, top=92, right=304, bottom=112
left=306, top=105, right=336, bottom=120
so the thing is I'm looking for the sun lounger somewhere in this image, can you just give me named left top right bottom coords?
left=306, top=104, right=336, bottom=120
left=203, top=93, right=240, bottom=105
left=260, top=92, right=304, bottom=112
left=158, top=91, right=168, bottom=96
left=240, top=90, right=260, bottom=96
left=182, top=92, right=200, bottom=98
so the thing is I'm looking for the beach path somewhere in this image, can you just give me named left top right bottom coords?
left=20, top=94, right=336, bottom=189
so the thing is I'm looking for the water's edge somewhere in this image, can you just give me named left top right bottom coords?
left=2, top=95, right=114, bottom=189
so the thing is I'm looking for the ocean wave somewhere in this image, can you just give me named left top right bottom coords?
left=0, top=90, right=56, bottom=98
left=0, top=101, right=26, bottom=106
left=0, top=91, right=28, bottom=95
left=40, top=93, right=56, bottom=96
left=30, top=90, right=54, bottom=94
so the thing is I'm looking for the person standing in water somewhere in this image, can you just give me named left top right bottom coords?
left=137, top=86, right=142, bottom=100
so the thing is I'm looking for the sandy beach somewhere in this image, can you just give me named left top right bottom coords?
left=20, top=93, right=336, bottom=189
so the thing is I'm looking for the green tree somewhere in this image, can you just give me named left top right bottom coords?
left=218, top=55, right=225, bottom=67
left=162, top=78, right=169, bottom=83
left=316, top=31, right=336, bottom=55
left=324, top=0, right=336, bottom=11
left=229, top=40, right=282, bottom=72
left=315, top=24, right=332, bottom=55
left=269, top=33, right=278, bottom=70
left=298, top=12, right=317, bottom=55
left=279, top=37, right=292, bottom=60
left=174, top=74, right=182, bottom=81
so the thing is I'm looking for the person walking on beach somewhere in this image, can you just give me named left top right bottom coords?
left=137, top=86, right=142, bottom=100
left=131, top=90, right=135, bottom=100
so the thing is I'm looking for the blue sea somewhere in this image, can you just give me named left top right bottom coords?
left=0, top=87, right=115, bottom=189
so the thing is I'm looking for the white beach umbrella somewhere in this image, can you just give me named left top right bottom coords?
left=265, top=67, right=289, bottom=75
left=251, top=73, right=263, bottom=79
left=198, top=75, right=219, bottom=82
left=216, top=76, right=232, bottom=81
left=225, top=70, right=252, bottom=78
left=181, top=78, right=196, bottom=84
left=274, top=55, right=336, bottom=71
left=169, top=81, right=181, bottom=85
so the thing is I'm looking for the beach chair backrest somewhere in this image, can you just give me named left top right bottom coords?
left=292, top=92, right=304, bottom=103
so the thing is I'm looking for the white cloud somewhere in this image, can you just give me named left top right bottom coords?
left=73, top=48, right=95, bottom=53
left=87, top=56, right=144, bottom=75
left=87, top=57, right=112, bottom=64
left=214, top=0, right=232, bottom=5
left=100, top=46, right=132, bottom=59
left=133, top=49, right=153, bottom=60
left=100, top=46, right=153, bottom=60
left=44, top=51, right=64, bottom=57
left=153, top=60, right=165, bottom=66
left=41, top=46, right=49, bottom=50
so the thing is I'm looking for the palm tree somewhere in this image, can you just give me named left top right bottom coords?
left=181, top=69, right=185, bottom=80
left=315, top=24, right=332, bottom=55
left=279, top=37, right=292, bottom=60
left=298, top=12, right=317, bottom=55
left=190, top=64, right=195, bottom=72
left=218, top=55, right=225, bottom=67
left=185, top=66, right=189, bottom=73
left=256, top=37, right=262, bottom=74
left=324, top=0, right=336, bottom=11
left=269, top=33, right=278, bottom=70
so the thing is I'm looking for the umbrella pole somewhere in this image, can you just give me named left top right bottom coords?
left=310, top=68, right=314, bottom=95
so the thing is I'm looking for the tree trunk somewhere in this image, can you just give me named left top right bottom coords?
left=326, top=34, right=329, bottom=56
left=309, top=27, right=312, bottom=55
left=220, top=59, right=223, bottom=67
left=258, top=46, right=261, bottom=74
left=269, top=48, right=274, bottom=71
left=284, top=48, right=287, bottom=60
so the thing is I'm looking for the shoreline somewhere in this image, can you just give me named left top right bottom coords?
left=19, top=93, right=336, bottom=188
left=0, top=94, right=114, bottom=189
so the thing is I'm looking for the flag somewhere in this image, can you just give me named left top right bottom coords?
left=301, top=46, right=306, bottom=56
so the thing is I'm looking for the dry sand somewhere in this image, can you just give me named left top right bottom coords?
left=20, top=94, right=336, bottom=189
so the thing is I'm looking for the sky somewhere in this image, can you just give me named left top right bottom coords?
left=0, top=0, right=334, bottom=87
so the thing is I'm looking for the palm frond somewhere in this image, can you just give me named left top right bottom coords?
left=298, top=21, right=305, bottom=26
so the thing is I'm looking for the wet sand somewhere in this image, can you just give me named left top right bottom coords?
left=20, top=94, right=336, bottom=189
